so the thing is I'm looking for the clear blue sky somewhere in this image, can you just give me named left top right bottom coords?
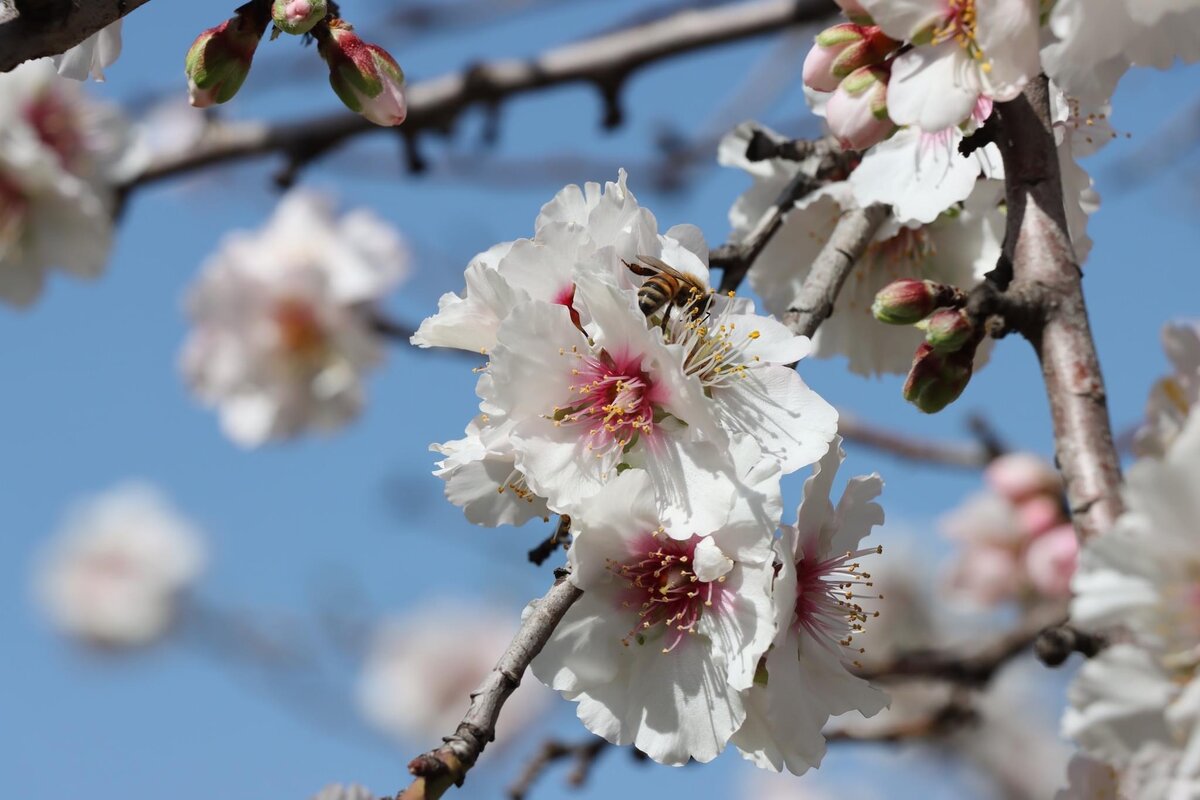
left=2, top=2, right=1198, bottom=798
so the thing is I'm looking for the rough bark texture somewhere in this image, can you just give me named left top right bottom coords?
left=993, top=76, right=1124, bottom=541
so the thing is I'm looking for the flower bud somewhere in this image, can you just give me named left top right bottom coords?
left=184, top=7, right=270, bottom=108
left=872, top=279, right=944, bottom=325
left=921, top=308, right=974, bottom=353
left=803, top=25, right=898, bottom=93
left=825, top=65, right=896, bottom=151
left=316, top=21, right=407, bottom=127
left=272, top=0, right=328, bottom=36
left=903, top=343, right=974, bottom=414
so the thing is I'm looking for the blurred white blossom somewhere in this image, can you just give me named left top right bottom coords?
left=181, top=191, right=409, bottom=446
left=1135, top=320, right=1200, bottom=458
left=310, top=785, right=374, bottom=800
left=0, top=59, right=142, bottom=307
left=34, top=483, right=205, bottom=649
left=357, top=602, right=549, bottom=745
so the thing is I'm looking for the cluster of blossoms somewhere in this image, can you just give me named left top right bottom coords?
left=940, top=453, right=1076, bottom=606
left=417, top=173, right=889, bottom=769
left=185, top=1, right=407, bottom=127
left=33, top=483, right=206, bottom=649
left=181, top=191, right=410, bottom=446
left=1057, top=321, right=1200, bottom=797
left=0, top=58, right=143, bottom=307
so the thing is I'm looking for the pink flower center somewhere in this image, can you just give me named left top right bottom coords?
left=793, top=540, right=882, bottom=667
left=285, top=0, right=313, bottom=22
left=0, top=171, right=29, bottom=250
left=613, top=534, right=723, bottom=653
left=24, top=89, right=85, bottom=174
left=554, top=350, right=657, bottom=458
left=272, top=298, right=328, bottom=357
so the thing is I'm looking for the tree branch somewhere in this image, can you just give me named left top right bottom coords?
left=507, top=737, right=608, bottom=800
left=854, top=607, right=1065, bottom=686
left=0, top=0, right=151, bottom=73
left=836, top=410, right=990, bottom=470
left=394, top=574, right=583, bottom=800
left=121, top=0, right=838, bottom=192
left=782, top=203, right=889, bottom=337
left=991, top=75, right=1124, bottom=541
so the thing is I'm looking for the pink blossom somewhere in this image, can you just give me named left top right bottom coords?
left=1024, top=524, right=1078, bottom=599
left=985, top=452, right=1062, bottom=503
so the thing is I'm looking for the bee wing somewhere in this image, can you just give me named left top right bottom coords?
left=635, top=255, right=686, bottom=279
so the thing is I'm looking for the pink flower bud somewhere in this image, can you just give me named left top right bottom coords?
left=1024, top=524, right=1078, bottom=599
left=872, top=278, right=953, bottom=325
left=272, top=0, right=328, bottom=36
left=316, top=21, right=407, bottom=127
left=984, top=453, right=1062, bottom=503
left=184, top=7, right=270, bottom=108
left=825, top=65, right=896, bottom=152
left=804, top=25, right=898, bottom=93
left=903, top=342, right=973, bottom=414
left=1016, top=494, right=1063, bottom=539
left=922, top=308, right=975, bottom=353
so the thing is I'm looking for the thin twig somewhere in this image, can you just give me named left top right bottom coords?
left=394, top=573, right=583, bottom=800
left=837, top=410, right=990, bottom=470
left=507, top=737, right=608, bottom=800
left=990, top=75, right=1124, bottom=541
left=527, top=515, right=571, bottom=567
left=782, top=203, right=889, bottom=337
left=825, top=695, right=979, bottom=743
left=854, top=607, right=1066, bottom=685
left=121, top=0, right=838, bottom=192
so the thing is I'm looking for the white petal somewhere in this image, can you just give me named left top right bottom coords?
left=887, top=44, right=981, bottom=131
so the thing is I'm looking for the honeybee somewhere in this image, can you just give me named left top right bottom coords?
left=623, top=255, right=712, bottom=329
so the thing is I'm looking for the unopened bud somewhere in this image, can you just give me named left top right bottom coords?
left=316, top=21, right=407, bottom=127
left=804, top=25, right=898, bottom=93
left=184, top=6, right=270, bottom=107
left=903, top=343, right=974, bottom=414
left=872, top=279, right=944, bottom=325
left=921, top=308, right=974, bottom=353
left=272, top=0, right=328, bottom=36
left=825, top=65, right=896, bottom=151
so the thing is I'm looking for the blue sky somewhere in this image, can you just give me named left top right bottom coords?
left=3, top=2, right=1199, bottom=798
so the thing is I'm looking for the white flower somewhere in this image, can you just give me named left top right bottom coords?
left=311, top=785, right=373, bottom=800
left=33, top=483, right=205, bottom=648
left=860, top=0, right=1040, bottom=131
left=0, top=59, right=142, bottom=306
left=722, top=128, right=1002, bottom=376
left=357, top=602, right=549, bottom=744
left=1042, top=0, right=1200, bottom=106
left=53, top=21, right=123, bottom=82
left=412, top=170, right=705, bottom=355
left=1056, top=754, right=1123, bottom=800
left=846, top=106, right=1004, bottom=225
left=0, top=134, right=112, bottom=307
left=478, top=272, right=829, bottom=533
left=431, top=415, right=550, bottom=527
left=731, top=437, right=888, bottom=774
left=532, top=465, right=779, bottom=765
left=1135, top=321, right=1200, bottom=458
left=181, top=191, right=408, bottom=446
left=1064, top=413, right=1200, bottom=790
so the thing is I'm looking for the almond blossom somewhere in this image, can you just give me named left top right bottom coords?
left=731, top=437, right=888, bottom=774
left=720, top=125, right=1002, bottom=376
left=1063, top=412, right=1200, bottom=794
left=1135, top=320, right=1200, bottom=458
left=180, top=191, right=409, bottom=446
left=357, top=602, right=550, bottom=745
left=0, top=59, right=142, bottom=306
left=311, top=786, right=374, bottom=800
left=531, top=464, right=779, bottom=765
left=859, top=0, right=1040, bottom=132
left=33, top=483, right=206, bottom=648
